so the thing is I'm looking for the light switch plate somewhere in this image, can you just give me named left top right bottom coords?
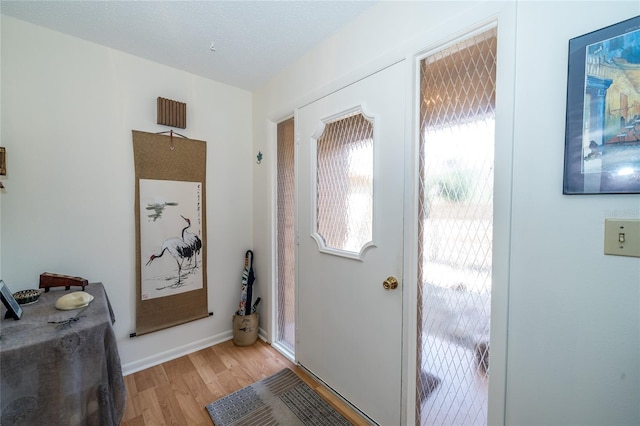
left=604, top=219, right=640, bottom=258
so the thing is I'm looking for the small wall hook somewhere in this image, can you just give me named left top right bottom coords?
left=256, top=151, right=263, bottom=164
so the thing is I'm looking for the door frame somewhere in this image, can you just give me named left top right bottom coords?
left=403, top=12, right=516, bottom=426
left=266, top=5, right=516, bottom=425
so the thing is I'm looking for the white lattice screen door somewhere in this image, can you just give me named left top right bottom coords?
left=276, top=117, right=296, bottom=356
left=417, top=27, right=497, bottom=425
left=296, top=61, right=405, bottom=425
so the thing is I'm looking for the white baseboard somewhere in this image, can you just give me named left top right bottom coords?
left=122, top=327, right=269, bottom=376
left=122, top=330, right=232, bottom=376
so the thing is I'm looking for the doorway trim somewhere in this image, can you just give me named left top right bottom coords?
left=403, top=11, right=516, bottom=426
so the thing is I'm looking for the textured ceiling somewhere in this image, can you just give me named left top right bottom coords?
left=0, top=1, right=376, bottom=91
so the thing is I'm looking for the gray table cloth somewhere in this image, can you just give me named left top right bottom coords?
left=1, top=282, right=125, bottom=425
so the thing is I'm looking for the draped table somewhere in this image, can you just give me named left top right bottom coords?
left=0, top=282, right=125, bottom=425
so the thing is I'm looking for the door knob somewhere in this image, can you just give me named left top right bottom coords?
left=383, top=276, right=398, bottom=290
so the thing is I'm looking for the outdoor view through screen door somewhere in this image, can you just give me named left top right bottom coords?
left=417, top=26, right=497, bottom=425
left=314, top=109, right=374, bottom=259
left=276, top=117, right=296, bottom=355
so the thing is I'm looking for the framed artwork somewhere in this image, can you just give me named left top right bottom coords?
left=1, top=280, right=23, bottom=320
left=564, top=16, right=640, bottom=194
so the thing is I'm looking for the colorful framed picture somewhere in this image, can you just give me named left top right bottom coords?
left=563, top=16, right=640, bottom=194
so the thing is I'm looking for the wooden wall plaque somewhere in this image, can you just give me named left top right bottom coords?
left=157, top=97, right=187, bottom=129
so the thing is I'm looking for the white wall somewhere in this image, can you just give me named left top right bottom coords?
left=253, top=1, right=640, bottom=425
left=0, top=16, right=254, bottom=372
left=2, top=1, right=639, bottom=423
left=507, top=2, right=639, bottom=425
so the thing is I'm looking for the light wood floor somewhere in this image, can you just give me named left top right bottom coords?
left=121, top=339, right=370, bottom=425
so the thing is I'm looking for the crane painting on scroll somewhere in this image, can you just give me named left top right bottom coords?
left=140, top=178, right=203, bottom=300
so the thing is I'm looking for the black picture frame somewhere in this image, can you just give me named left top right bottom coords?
left=1, top=280, right=23, bottom=320
left=564, top=15, right=640, bottom=194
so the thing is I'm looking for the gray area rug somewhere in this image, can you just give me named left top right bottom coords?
left=205, top=368, right=353, bottom=426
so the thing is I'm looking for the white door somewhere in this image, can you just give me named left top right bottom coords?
left=296, top=61, right=405, bottom=425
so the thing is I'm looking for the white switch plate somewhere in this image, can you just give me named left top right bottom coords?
left=604, top=219, right=640, bottom=258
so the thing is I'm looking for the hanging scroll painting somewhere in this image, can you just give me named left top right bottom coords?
left=133, top=130, right=208, bottom=336
left=140, top=179, right=203, bottom=300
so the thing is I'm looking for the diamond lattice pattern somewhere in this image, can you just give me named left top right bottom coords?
left=417, top=28, right=497, bottom=426
left=277, top=118, right=296, bottom=352
left=316, top=113, right=373, bottom=254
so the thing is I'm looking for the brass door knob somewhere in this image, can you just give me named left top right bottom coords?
left=383, top=276, right=398, bottom=290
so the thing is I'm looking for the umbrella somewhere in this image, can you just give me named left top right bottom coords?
left=236, top=250, right=255, bottom=315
